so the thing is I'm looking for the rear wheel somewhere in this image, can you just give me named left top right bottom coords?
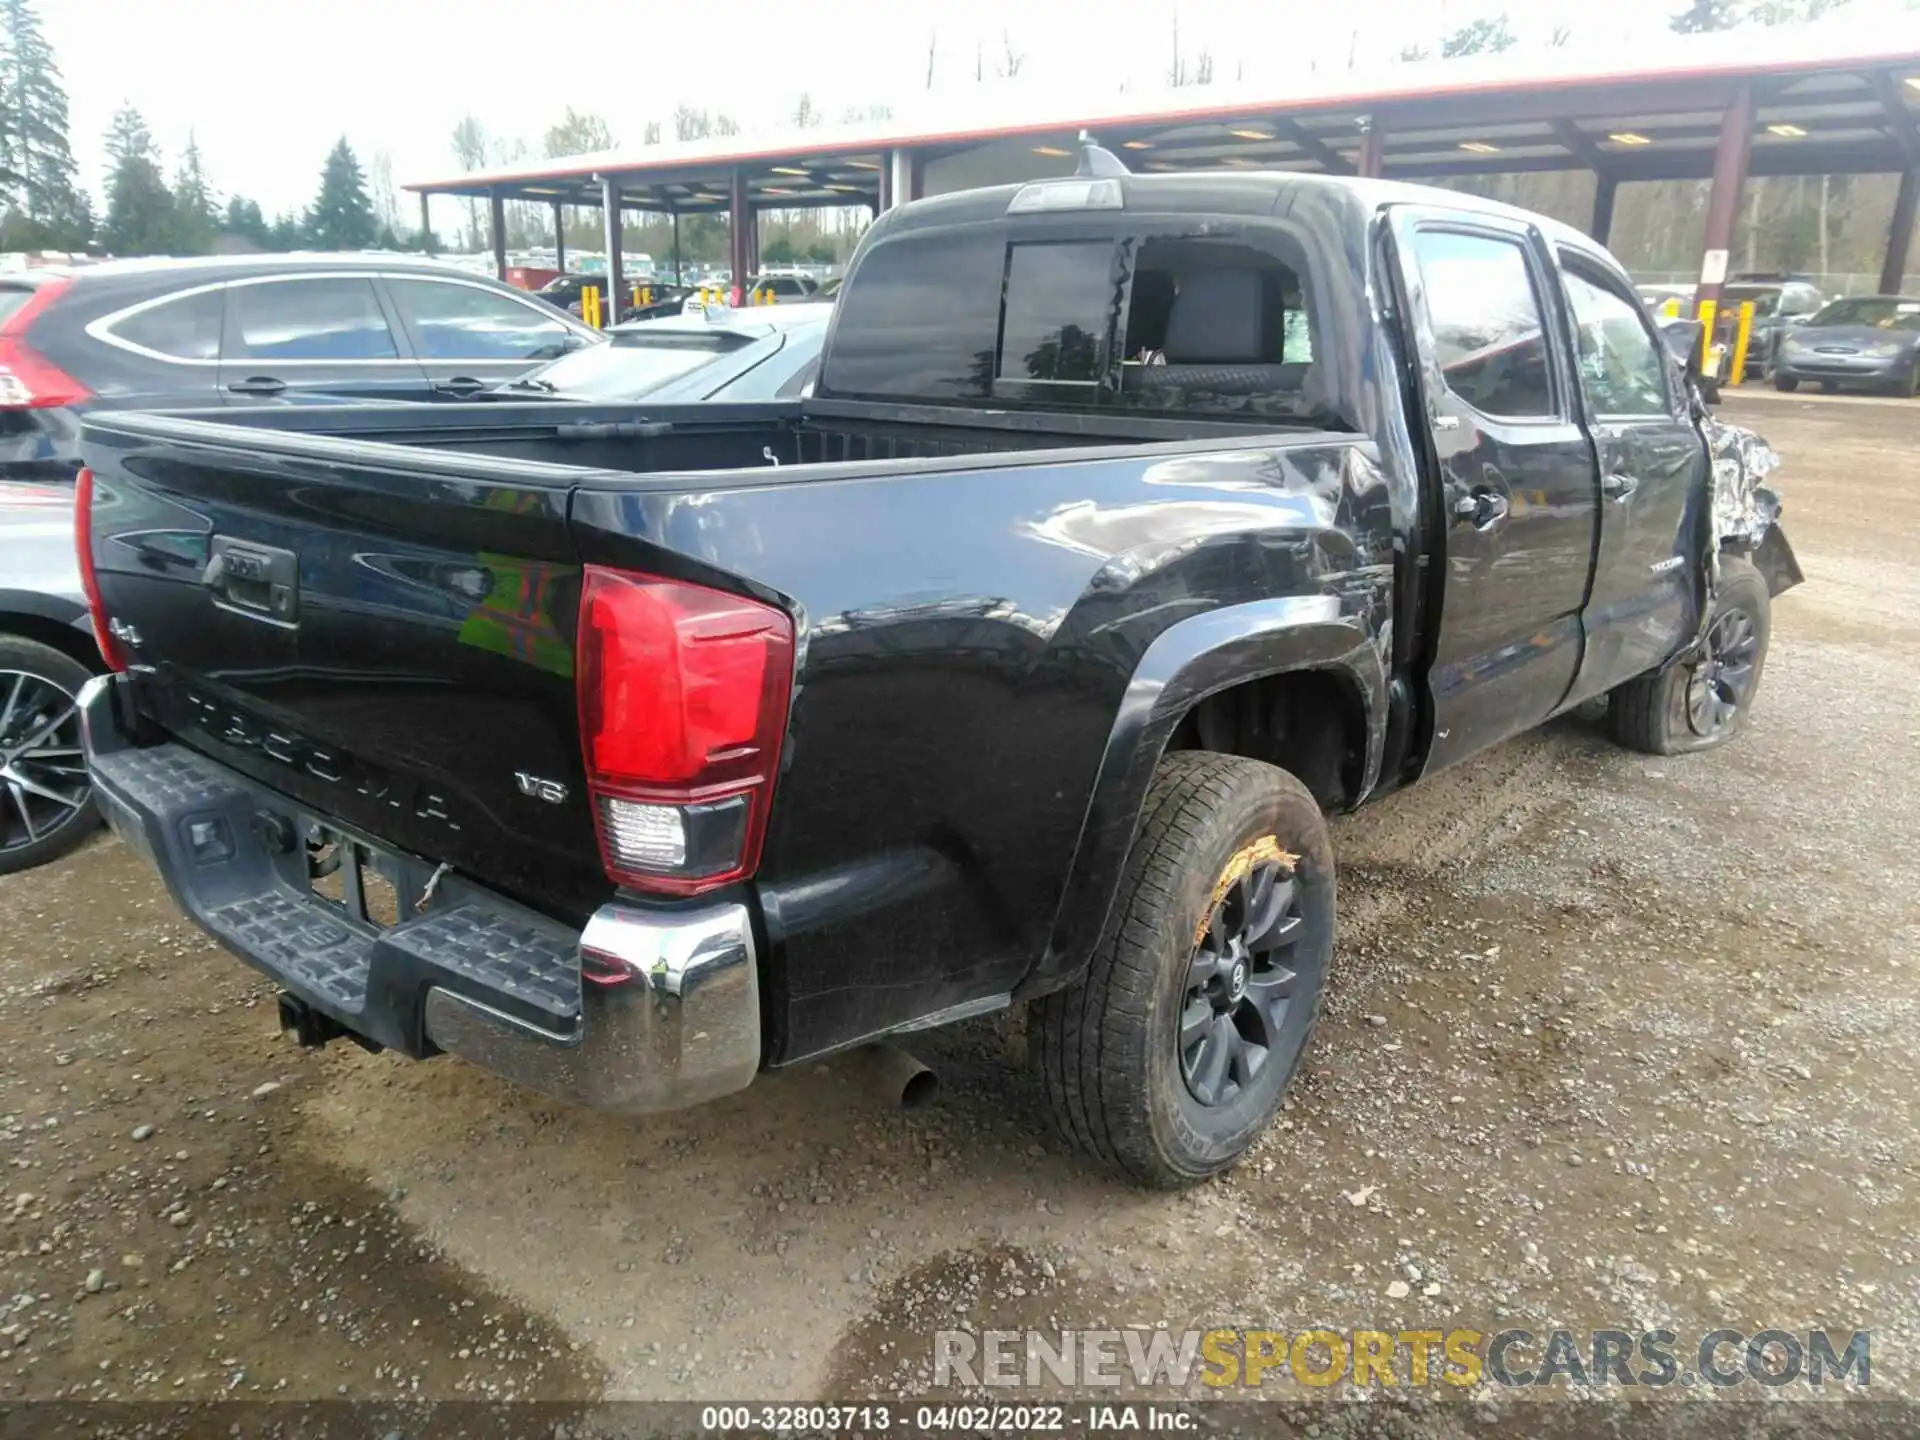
left=1607, top=556, right=1770, bottom=756
left=1035, top=752, right=1336, bottom=1188
left=0, top=636, right=99, bottom=875
left=1773, top=375, right=1799, bottom=392
left=1820, top=380, right=1841, bottom=394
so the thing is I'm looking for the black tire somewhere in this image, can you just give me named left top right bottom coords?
left=1772, top=374, right=1799, bottom=393
left=1607, top=556, right=1770, bottom=756
left=0, top=635, right=99, bottom=876
left=1819, top=380, right=1841, bottom=394
left=1035, top=752, right=1336, bottom=1188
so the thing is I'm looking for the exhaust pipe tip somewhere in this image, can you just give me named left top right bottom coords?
left=848, top=1044, right=939, bottom=1110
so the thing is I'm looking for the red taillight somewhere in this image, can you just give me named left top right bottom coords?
left=576, top=566, right=794, bottom=896
left=73, top=467, right=126, bottom=673
left=0, top=280, right=90, bottom=409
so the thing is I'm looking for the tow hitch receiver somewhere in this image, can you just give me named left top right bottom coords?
left=277, top=991, right=382, bottom=1054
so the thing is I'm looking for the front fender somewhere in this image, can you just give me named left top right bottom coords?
left=1018, top=596, right=1386, bottom=999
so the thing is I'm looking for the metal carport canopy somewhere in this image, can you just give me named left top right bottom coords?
left=403, top=22, right=1920, bottom=208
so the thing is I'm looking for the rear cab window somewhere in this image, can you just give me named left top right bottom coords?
left=820, top=214, right=1329, bottom=424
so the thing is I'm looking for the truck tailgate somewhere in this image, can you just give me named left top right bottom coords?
left=83, top=420, right=607, bottom=921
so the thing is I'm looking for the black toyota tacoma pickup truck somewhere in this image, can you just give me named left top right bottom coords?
left=74, top=152, right=1801, bottom=1187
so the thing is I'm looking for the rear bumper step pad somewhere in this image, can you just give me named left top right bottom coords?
left=80, top=675, right=761, bottom=1113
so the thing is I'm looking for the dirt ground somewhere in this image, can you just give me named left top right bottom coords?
left=1, top=392, right=1915, bottom=1429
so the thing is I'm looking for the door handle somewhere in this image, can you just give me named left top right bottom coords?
left=1602, top=472, right=1640, bottom=503
left=227, top=376, right=287, bottom=396
left=433, top=376, right=489, bottom=397
left=1452, top=488, right=1510, bottom=530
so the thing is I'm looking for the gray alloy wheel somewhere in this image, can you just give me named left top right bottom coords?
left=0, top=638, right=99, bottom=875
left=1683, top=604, right=1761, bottom=740
left=1178, top=855, right=1308, bottom=1107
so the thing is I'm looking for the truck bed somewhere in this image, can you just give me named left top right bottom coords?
left=81, top=395, right=1389, bottom=1063
left=93, top=397, right=1312, bottom=481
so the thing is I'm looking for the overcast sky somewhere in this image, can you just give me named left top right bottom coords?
left=43, top=0, right=1917, bottom=218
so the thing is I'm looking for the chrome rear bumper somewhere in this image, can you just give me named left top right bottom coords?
left=80, top=673, right=762, bottom=1115
left=422, top=901, right=760, bottom=1113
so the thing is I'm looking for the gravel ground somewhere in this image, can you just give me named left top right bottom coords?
left=0, top=393, right=1914, bottom=1429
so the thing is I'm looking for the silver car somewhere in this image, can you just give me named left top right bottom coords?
left=1773, top=295, right=1920, bottom=396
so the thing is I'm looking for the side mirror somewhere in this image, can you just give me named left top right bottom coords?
left=1656, top=317, right=1714, bottom=413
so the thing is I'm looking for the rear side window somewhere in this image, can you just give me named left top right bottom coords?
left=1410, top=229, right=1555, bottom=420
left=109, top=288, right=224, bottom=361
left=230, top=278, right=398, bottom=361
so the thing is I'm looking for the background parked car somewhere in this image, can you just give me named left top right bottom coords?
left=0, top=254, right=604, bottom=481
left=681, top=274, right=817, bottom=314
left=1772, top=294, right=1920, bottom=395
left=0, top=480, right=98, bottom=873
left=1718, top=275, right=1825, bottom=378
left=494, top=303, right=831, bottom=403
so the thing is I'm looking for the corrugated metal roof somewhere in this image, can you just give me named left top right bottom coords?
left=406, top=20, right=1920, bottom=197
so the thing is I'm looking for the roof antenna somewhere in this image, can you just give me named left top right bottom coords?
left=1075, top=130, right=1131, bottom=178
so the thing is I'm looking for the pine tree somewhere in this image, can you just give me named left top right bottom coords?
left=0, top=0, right=85, bottom=246
left=99, top=105, right=174, bottom=255
left=305, top=137, right=377, bottom=251
left=1670, top=0, right=1743, bottom=29
left=222, top=194, right=268, bottom=247
left=1440, top=15, right=1518, bottom=56
left=267, top=211, right=303, bottom=251
left=170, top=131, right=218, bottom=254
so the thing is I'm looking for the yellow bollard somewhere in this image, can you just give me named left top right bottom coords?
left=1660, top=298, right=1681, bottom=320
left=1729, top=300, right=1755, bottom=387
left=1695, top=298, right=1719, bottom=380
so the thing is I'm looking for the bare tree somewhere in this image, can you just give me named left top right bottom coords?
left=450, top=115, right=488, bottom=250
left=367, top=149, right=401, bottom=236
left=998, top=32, right=1025, bottom=79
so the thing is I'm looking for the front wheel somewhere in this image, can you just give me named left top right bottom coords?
left=0, top=636, right=100, bottom=875
left=1607, top=556, right=1770, bottom=756
left=1773, top=374, right=1800, bottom=393
left=1035, top=752, right=1336, bottom=1188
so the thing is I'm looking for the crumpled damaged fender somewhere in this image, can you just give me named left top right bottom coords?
left=1701, top=411, right=1803, bottom=597
left=1703, top=411, right=1782, bottom=546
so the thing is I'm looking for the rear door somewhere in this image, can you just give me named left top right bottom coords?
left=381, top=275, right=589, bottom=399
left=1555, top=252, right=1705, bottom=702
left=1388, top=209, right=1600, bottom=773
left=219, top=275, right=430, bottom=403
